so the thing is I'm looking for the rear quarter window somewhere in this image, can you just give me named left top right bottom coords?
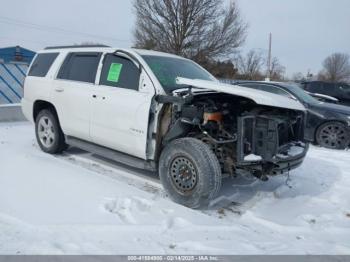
left=28, top=53, right=59, bottom=77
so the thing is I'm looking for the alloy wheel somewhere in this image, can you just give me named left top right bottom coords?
left=318, top=123, right=348, bottom=149
left=38, top=116, right=56, bottom=148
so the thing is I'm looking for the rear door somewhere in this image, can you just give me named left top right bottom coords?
left=52, top=52, right=102, bottom=141
left=90, top=53, right=155, bottom=159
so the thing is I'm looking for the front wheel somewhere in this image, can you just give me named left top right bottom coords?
left=159, top=138, right=222, bottom=209
left=35, top=109, right=67, bottom=154
left=316, top=121, right=349, bottom=150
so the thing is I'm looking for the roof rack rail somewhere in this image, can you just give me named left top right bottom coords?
left=44, top=44, right=111, bottom=50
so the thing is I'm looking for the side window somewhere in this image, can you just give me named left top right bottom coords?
left=338, top=84, right=350, bottom=94
left=322, top=83, right=336, bottom=96
left=28, top=53, right=59, bottom=77
left=259, top=84, right=293, bottom=98
left=99, top=54, right=140, bottom=91
left=306, top=83, right=317, bottom=93
left=57, top=52, right=102, bottom=83
left=308, top=82, right=322, bottom=93
left=342, top=84, right=350, bottom=90
left=304, top=83, right=313, bottom=92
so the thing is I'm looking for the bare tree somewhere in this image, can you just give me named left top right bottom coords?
left=319, top=53, right=350, bottom=83
left=235, top=50, right=264, bottom=80
left=204, top=60, right=237, bottom=79
left=268, top=57, right=285, bottom=81
left=133, top=0, right=247, bottom=64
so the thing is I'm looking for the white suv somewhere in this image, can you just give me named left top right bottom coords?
left=22, top=45, right=308, bottom=208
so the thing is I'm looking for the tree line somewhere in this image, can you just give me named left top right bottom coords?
left=131, top=0, right=350, bottom=83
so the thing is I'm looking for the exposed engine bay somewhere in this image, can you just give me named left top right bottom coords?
left=157, top=90, right=308, bottom=180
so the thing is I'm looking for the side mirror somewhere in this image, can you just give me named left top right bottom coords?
left=139, top=72, right=156, bottom=94
left=155, top=94, right=184, bottom=104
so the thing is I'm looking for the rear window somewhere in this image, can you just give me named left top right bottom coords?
left=28, top=53, right=59, bottom=77
left=57, top=52, right=102, bottom=83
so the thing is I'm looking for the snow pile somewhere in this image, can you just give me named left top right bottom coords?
left=244, top=154, right=262, bottom=162
left=277, top=145, right=306, bottom=159
left=288, top=145, right=305, bottom=156
left=0, top=122, right=349, bottom=255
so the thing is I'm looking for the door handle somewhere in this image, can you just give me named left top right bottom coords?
left=55, top=87, right=64, bottom=93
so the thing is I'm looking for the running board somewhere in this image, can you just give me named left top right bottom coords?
left=66, top=136, right=157, bottom=172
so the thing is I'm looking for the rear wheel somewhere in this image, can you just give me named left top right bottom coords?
left=35, top=109, right=67, bottom=154
left=159, top=138, right=222, bottom=209
left=316, top=121, right=349, bottom=150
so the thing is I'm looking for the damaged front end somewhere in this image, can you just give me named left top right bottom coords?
left=157, top=86, right=308, bottom=181
left=236, top=112, right=308, bottom=181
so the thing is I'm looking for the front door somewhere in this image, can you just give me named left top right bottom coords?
left=90, top=54, right=155, bottom=160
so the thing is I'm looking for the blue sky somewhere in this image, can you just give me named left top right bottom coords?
left=0, top=0, right=349, bottom=77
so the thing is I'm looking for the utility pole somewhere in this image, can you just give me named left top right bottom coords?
left=266, top=33, right=272, bottom=81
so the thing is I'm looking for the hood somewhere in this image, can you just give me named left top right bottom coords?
left=313, top=101, right=350, bottom=115
left=176, top=77, right=306, bottom=111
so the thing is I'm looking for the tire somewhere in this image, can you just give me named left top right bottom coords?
left=316, top=121, right=349, bottom=150
left=159, top=138, right=222, bottom=209
left=35, top=109, right=67, bottom=154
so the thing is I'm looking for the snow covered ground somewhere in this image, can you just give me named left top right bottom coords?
left=0, top=122, right=349, bottom=255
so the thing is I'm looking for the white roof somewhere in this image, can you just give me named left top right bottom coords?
left=38, top=47, right=185, bottom=59
left=38, top=47, right=115, bottom=54
left=133, top=49, right=185, bottom=59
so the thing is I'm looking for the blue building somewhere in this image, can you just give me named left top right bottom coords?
left=0, top=46, right=36, bottom=64
left=0, top=46, right=36, bottom=104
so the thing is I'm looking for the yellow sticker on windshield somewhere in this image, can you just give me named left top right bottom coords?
left=107, top=63, right=123, bottom=83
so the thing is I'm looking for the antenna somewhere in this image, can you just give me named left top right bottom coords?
left=266, top=33, right=272, bottom=82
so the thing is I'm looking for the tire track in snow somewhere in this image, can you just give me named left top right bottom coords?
left=56, top=149, right=165, bottom=198
left=56, top=148, right=250, bottom=217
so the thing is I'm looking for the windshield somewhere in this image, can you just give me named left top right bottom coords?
left=142, top=55, right=214, bottom=93
left=280, top=83, right=320, bottom=104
